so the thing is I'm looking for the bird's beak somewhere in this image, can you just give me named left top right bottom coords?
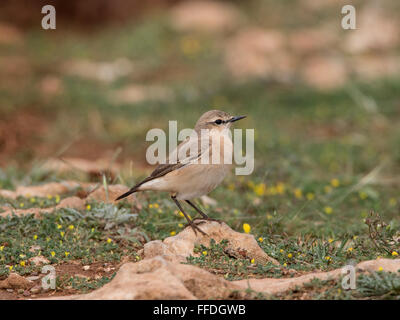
left=229, top=115, right=246, bottom=123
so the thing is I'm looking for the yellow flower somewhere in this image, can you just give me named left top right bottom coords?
left=107, top=238, right=112, bottom=244
left=47, top=194, right=52, bottom=199
left=389, top=198, right=397, bottom=206
left=60, top=231, right=65, bottom=237
left=287, top=253, right=293, bottom=258
left=294, top=188, right=303, bottom=199
left=283, top=263, right=287, bottom=267
left=55, top=195, right=60, bottom=203
left=178, top=223, right=183, bottom=228
left=324, top=206, right=333, bottom=214
left=19, top=203, right=24, bottom=208
left=19, top=254, right=25, bottom=258
left=202, top=251, right=207, bottom=256
left=20, top=261, right=26, bottom=267
left=254, top=183, right=266, bottom=196
left=170, top=231, right=176, bottom=236
left=9, top=266, right=13, bottom=271
left=330, top=179, right=340, bottom=187
left=148, top=204, right=153, bottom=209
left=266, top=213, right=273, bottom=220
left=227, top=183, right=235, bottom=191
left=33, top=235, right=38, bottom=240
left=347, top=247, right=353, bottom=252
left=0, top=246, right=4, bottom=251
left=258, top=237, right=264, bottom=242
left=353, top=235, right=358, bottom=240
left=306, top=192, right=315, bottom=200
left=359, top=191, right=368, bottom=200
left=30, top=197, right=36, bottom=203
left=280, top=249, right=284, bottom=253
left=181, top=36, right=200, bottom=56
left=325, top=256, right=331, bottom=261
left=46, top=237, right=50, bottom=242
left=51, top=251, right=55, bottom=257
left=65, top=251, right=70, bottom=257
left=68, top=225, right=74, bottom=230
left=153, top=203, right=159, bottom=209
left=392, top=251, right=399, bottom=257
left=328, top=238, right=334, bottom=243
left=91, top=228, right=95, bottom=233
left=56, top=224, right=62, bottom=229
left=178, top=211, right=184, bottom=217
left=86, top=204, right=91, bottom=210
left=276, top=182, right=285, bottom=194
left=243, top=223, right=251, bottom=234
left=250, top=258, right=255, bottom=264
left=378, top=267, right=383, bottom=271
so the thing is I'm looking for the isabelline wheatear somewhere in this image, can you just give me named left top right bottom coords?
left=115, top=110, right=246, bottom=235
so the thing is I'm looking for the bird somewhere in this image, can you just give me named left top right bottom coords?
left=115, top=110, right=246, bottom=235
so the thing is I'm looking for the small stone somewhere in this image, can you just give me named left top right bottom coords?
left=83, top=265, right=90, bottom=271
left=30, top=285, right=41, bottom=294
left=6, top=289, right=13, bottom=293
left=17, top=288, right=24, bottom=294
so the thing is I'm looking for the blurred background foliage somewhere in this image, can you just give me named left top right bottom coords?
left=0, top=0, right=399, bottom=236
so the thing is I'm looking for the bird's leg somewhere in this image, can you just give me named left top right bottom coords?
left=185, top=200, right=223, bottom=224
left=171, top=196, right=207, bottom=236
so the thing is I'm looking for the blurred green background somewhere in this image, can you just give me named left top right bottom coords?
left=0, top=0, right=399, bottom=236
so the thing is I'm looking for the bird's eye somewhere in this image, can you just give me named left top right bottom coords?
left=214, top=119, right=223, bottom=125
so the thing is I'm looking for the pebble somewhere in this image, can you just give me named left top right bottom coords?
left=83, top=265, right=90, bottom=271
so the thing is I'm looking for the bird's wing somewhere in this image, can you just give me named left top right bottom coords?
left=115, top=133, right=210, bottom=200
left=149, top=133, right=209, bottom=178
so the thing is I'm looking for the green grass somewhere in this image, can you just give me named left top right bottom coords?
left=0, top=0, right=399, bottom=299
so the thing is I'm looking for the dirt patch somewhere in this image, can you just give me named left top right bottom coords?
left=0, top=110, right=48, bottom=166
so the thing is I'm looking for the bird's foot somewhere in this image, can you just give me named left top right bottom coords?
left=185, top=221, right=208, bottom=236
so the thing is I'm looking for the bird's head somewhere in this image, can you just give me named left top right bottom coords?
left=194, top=110, right=246, bottom=132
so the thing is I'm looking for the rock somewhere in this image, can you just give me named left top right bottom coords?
left=169, top=0, right=242, bottom=33
left=0, top=23, right=23, bottom=45
left=30, top=285, right=41, bottom=294
left=15, top=181, right=83, bottom=198
left=87, top=184, right=136, bottom=204
left=29, top=256, right=50, bottom=266
left=0, top=273, right=34, bottom=289
left=26, top=276, right=40, bottom=281
left=49, top=256, right=242, bottom=300
left=43, top=157, right=120, bottom=177
left=83, top=266, right=90, bottom=271
left=111, top=84, right=173, bottom=105
left=143, top=220, right=279, bottom=265
left=0, top=196, right=85, bottom=217
left=62, top=58, right=134, bottom=83
left=301, top=55, right=347, bottom=90
left=29, top=245, right=41, bottom=253
left=343, top=7, right=399, bottom=54
left=224, top=28, right=291, bottom=81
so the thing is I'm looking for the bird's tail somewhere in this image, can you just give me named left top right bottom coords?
left=115, top=186, right=139, bottom=201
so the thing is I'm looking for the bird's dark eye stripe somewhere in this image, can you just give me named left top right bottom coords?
left=215, top=119, right=223, bottom=124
